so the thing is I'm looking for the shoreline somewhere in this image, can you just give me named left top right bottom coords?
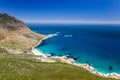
left=31, top=33, right=120, bottom=79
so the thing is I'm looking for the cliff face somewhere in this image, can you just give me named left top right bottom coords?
left=0, top=13, right=26, bottom=30
left=0, top=13, right=44, bottom=53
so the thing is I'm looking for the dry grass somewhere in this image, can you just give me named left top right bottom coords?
left=0, top=51, right=117, bottom=80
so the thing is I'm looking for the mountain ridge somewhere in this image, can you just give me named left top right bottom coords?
left=0, top=13, right=44, bottom=54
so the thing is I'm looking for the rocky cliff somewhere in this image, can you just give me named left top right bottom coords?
left=0, top=13, right=44, bottom=54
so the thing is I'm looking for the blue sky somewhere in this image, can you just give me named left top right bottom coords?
left=0, top=0, right=120, bottom=23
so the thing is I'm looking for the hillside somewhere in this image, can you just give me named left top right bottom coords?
left=0, top=13, right=44, bottom=54
left=0, top=13, right=117, bottom=80
left=0, top=49, right=116, bottom=80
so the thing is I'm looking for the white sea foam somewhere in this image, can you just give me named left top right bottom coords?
left=56, top=32, right=60, bottom=34
left=43, top=34, right=58, bottom=40
left=32, top=49, right=47, bottom=57
left=64, top=35, right=72, bottom=37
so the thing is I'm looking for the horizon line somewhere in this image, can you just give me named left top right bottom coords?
left=24, top=20, right=120, bottom=25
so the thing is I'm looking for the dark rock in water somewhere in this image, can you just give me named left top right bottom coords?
left=58, top=54, right=62, bottom=56
left=39, top=40, right=46, bottom=47
left=59, top=48, right=67, bottom=51
left=72, top=57, right=78, bottom=60
left=67, top=53, right=72, bottom=55
left=65, top=54, right=81, bottom=60
left=66, top=55, right=72, bottom=58
left=86, top=61, right=89, bottom=64
left=109, top=66, right=113, bottom=70
left=49, top=53, right=55, bottom=56
left=66, top=55, right=78, bottom=60
left=76, top=56, right=81, bottom=59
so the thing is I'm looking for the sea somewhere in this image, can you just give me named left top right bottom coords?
left=27, top=23, right=120, bottom=75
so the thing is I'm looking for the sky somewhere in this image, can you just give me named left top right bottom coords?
left=0, top=0, right=120, bottom=23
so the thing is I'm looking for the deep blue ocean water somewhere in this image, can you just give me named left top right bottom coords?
left=28, top=24, right=120, bottom=74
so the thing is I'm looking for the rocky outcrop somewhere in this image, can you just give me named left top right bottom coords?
left=0, top=13, right=44, bottom=54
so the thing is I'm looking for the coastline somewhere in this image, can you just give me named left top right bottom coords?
left=31, top=33, right=120, bottom=79
left=31, top=34, right=58, bottom=62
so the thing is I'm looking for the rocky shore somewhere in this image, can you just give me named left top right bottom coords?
left=31, top=34, right=120, bottom=79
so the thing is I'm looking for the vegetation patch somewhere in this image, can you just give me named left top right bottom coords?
left=0, top=13, right=16, bottom=24
left=0, top=40, right=25, bottom=49
left=6, top=26, right=18, bottom=31
left=0, top=52, right=117, bottom=80
left=0, top=34, right=5, bottom=41
left=0, top=47, right=8, bottom=53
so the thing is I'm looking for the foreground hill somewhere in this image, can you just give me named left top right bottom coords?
left=0, top=49, right=116, bottom=80
left=0, top=13, right=44, bottom=54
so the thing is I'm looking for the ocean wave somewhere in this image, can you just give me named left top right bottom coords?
left=64, top=35, right=72, bottom=37
left=56, top=32, right=60, bottom=34
left=43, top=33, right=58, bottom=40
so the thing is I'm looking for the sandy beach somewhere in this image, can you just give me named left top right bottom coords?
left=31, top=33, right=120, bottom=79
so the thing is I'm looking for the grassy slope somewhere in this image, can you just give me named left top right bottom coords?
left=0, top=49, right=117, bottom=80
left=0, top=40, right=26, bottom=49
left=0, top=34, right=5, bottom=40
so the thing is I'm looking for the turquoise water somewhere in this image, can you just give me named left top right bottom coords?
left=28, top=24, right=120, bottom=74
